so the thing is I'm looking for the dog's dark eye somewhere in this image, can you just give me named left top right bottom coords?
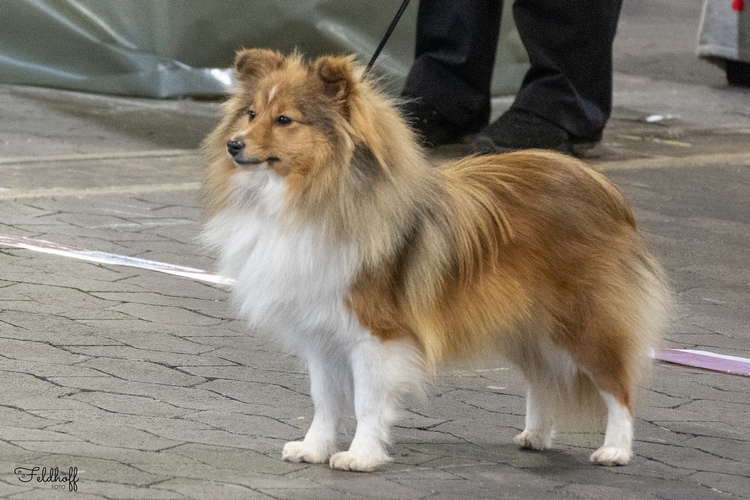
left=247, top=110, right=256, bottom=121
left=276, top=115, right=292, bottom=126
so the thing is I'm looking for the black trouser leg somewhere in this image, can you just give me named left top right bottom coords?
left=511, top=0, right=623, bottom=141
left=401, top=0, right=503, bottom=133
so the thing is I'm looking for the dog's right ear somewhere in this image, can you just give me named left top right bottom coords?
left=234, top=49, right=286, bottom=83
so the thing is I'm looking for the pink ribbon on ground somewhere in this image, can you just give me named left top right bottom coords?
left=653, top=348, right=750, bottom=377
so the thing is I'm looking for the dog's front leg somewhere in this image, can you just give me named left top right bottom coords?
left=283, top=353, right=350, bottom=464
left=329, top=338, right=394, bottom=471
left=329, top=336, right=423, bottom=472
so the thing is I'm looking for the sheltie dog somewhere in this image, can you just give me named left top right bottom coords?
left=201, top=49, right=670, bottom=472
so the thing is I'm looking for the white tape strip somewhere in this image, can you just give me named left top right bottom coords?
left=0, top=234, right=234, bottom=286
left=0, top=182, right=200, bottom=200
left=0, top=149, right=200, bottom=165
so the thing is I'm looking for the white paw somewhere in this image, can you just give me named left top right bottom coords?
left=590, top=445, right=631, bottom=466
left=329, top=450, right=386, bottom=472
left=282, top=440, right=332, bottom=464
left=514, top=429, right=552, bottom=450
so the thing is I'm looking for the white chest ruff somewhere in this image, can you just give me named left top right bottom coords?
left=203, top=172, right=362, bottom=353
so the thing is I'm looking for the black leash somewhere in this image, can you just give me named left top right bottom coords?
left=362, top=0, right=413, bottom=81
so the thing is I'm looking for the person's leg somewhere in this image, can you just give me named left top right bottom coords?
left=401, top=0, right=503, bottom=145
left=513, top=0, right=622, bottom=141
left=475, top=0, right=623, bottom=154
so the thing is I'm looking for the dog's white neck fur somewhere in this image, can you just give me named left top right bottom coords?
left=203, top=169, right=362, bottom=354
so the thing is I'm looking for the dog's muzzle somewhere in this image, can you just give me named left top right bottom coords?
left=226, top=140, right=279, bottom=168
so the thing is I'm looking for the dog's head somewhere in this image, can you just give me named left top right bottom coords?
left=203, top=49, right=421, bottom=222
left=222, top=49, right=365, bottom=179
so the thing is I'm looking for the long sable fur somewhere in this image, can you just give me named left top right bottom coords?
left=202, top=50, right=671, bottom=415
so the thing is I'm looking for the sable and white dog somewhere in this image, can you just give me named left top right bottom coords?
left=201, top=49, right=670, bottom=472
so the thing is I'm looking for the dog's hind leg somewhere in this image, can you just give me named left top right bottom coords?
left=283, top=352, right=351, bottom=464
left=578, top=339, right=635, bottom=466
left=590, top=391, right=633, bottom=466
left=514, top=383, right=554, bottom=450
left=329, top=336, right=424, bottom=472
left=513, top=340, right=580, bottom=451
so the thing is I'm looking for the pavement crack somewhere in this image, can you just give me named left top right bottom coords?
left=396, top=419, right=453, bottom=431
left=686, top=473, right=750, bottom=498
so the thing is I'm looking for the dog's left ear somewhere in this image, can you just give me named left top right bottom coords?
left=312, top=56, right=358, bottom=113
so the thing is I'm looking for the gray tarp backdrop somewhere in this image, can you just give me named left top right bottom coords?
left=697, top=0, right=750, bottom=65
left=0, top=0, right=529, bottom=98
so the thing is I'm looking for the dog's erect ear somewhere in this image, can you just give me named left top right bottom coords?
left=313, top=56, right=358, bottom=110
left=234, top=49, right=286, bottom=83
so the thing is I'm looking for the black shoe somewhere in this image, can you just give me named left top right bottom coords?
left=726, top=60, right=750, bottom=87
left=473, top=108, right=590, bottom=156
left=399, top=98, right=468, bottom=147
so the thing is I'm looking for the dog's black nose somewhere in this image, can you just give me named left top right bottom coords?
left=227, top=140, right=245, bottom=157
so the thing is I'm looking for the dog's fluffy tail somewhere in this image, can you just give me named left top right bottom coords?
left=540, top=250, right=671, bottom=440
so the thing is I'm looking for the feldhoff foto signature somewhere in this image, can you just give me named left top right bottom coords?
left=14, top=466, right=79, bottom=492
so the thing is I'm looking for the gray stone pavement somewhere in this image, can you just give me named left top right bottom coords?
left=1, top=1, right=750, bottom=498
